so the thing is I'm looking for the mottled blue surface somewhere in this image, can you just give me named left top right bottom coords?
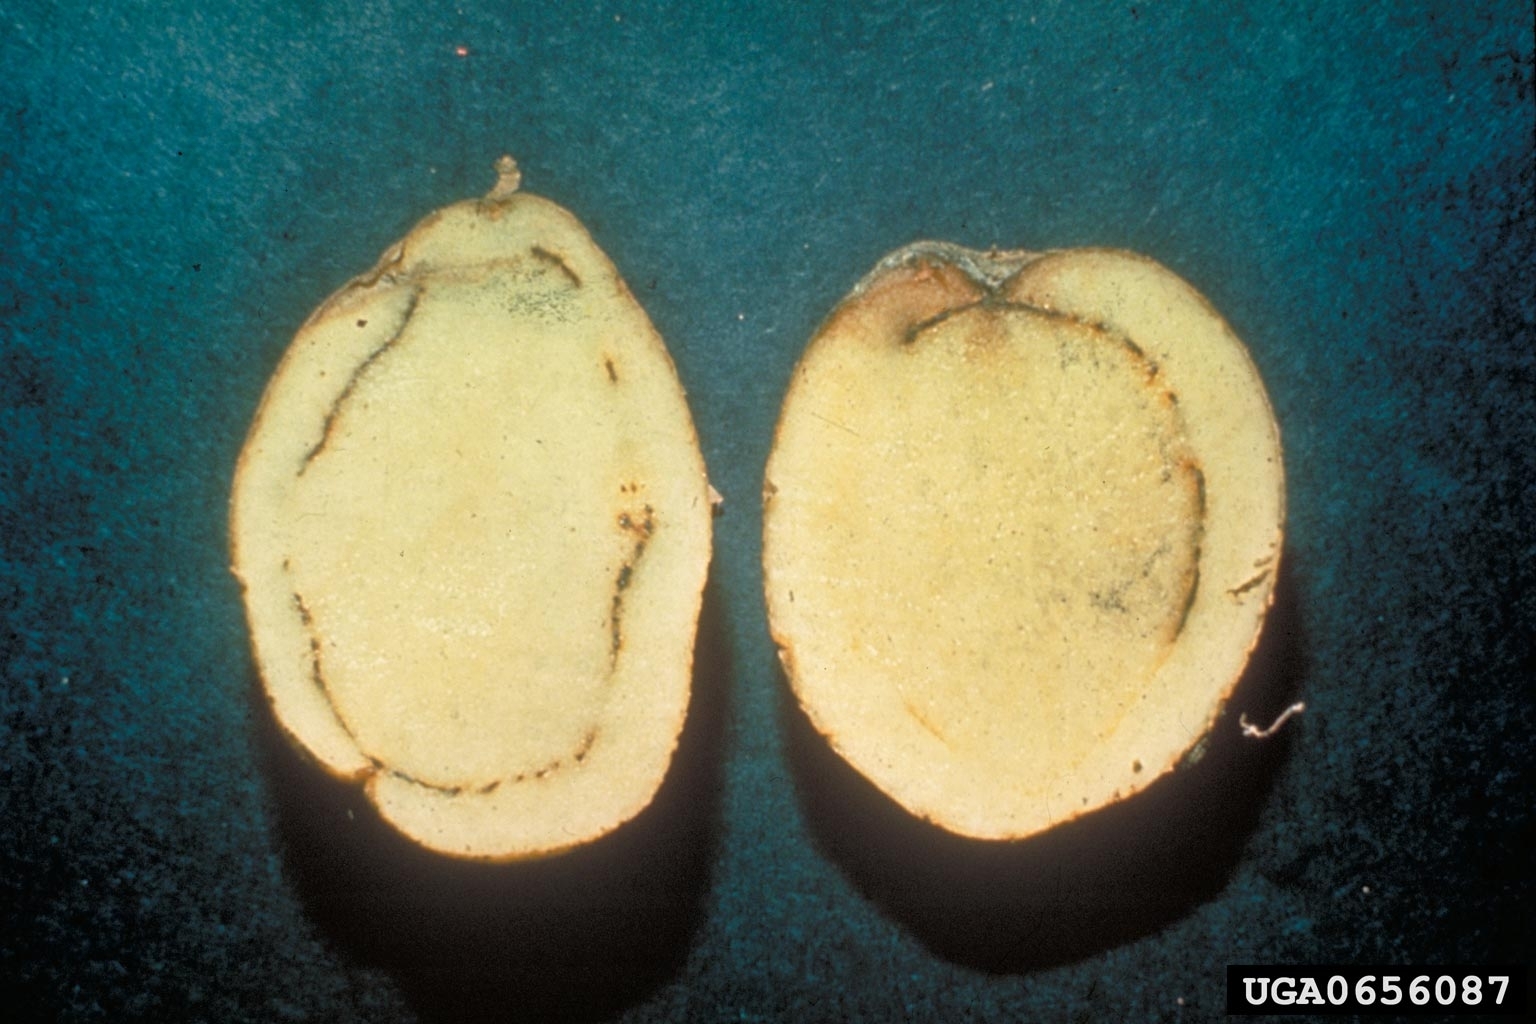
left=2, top=2, right=1532, bottom=1021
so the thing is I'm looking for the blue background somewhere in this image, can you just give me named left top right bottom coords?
left=2, top=1, right=1532, bottom=1020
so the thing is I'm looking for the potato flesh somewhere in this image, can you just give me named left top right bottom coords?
left=232, top=190, right=709, bottom=858
left=286, top=268, right=672, bottom=788
left=765, top=247, right=1283, bottom=840
left=774, top=306, right=1201, bottom=776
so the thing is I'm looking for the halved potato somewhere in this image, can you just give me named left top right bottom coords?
left=231, top=158, right=712, bottom=860
left=763, top=242, right=1283, bottom=841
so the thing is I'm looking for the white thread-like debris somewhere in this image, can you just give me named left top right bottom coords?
left=1240, top=701, right=1306, bottom=739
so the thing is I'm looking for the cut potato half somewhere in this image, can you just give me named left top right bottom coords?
left=231, top=158, right=712, bottom=860
left=764, top=242, right=1283, bottom=841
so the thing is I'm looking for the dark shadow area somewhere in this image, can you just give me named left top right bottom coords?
left=785, top=559, right=1307, bottom=973
left=255, top=573, right=731, bottom=1023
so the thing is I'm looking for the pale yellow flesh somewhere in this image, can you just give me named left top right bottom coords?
left=231, top=186, right=711, bottom=859
left=764, top=246, right=1283, bottom=840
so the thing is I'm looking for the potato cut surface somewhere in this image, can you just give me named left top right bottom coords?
left=763, top=244, right=1283, bottom=840
left=231, top=161, right=711, bottom=859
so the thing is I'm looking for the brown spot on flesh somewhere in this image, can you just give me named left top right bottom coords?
left=388, top=767, right=463, bottom=797
left=901, top=301, right=983, bottom=346
left=905, top=700, right=951, bottom=747
left=1227, top=567, right=1272, bottom=600
left=1159, top=458, right=1206, bottom=647
left=609, top=504, right=657, bottom=666
left=1168, top=563, right=1201, bottom=646
left=300, top=285, right=424, bottom=474
left=287, top=586, right=364, bottom=750
left=530, top=245, right=582, bottom=288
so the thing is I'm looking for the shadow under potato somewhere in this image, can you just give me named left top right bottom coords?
left=255, top=576, right=731, bottom=1024
left=785, top=560, right=1306, bottom=973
